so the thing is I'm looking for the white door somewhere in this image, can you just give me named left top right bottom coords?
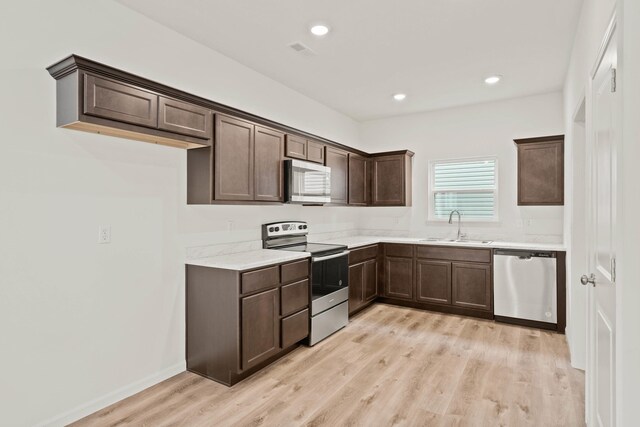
left=584, top=19, right=618, bottom=427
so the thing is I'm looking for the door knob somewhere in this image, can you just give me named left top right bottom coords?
left=581, top=273, right=596, bottom=287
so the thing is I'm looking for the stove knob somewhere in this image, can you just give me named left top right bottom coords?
left=303, top=225, right=307, bottom=229
left=275, top=227, right=280, bottom=232
left=268, top=227, right=274, bottom=232
left=298, top=225, right=303, bottom=230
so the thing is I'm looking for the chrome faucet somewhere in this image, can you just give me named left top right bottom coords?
left=448, top=210, right=463, bottom=241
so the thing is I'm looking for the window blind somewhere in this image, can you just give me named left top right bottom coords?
left=432, top=159, right=497, bottom=219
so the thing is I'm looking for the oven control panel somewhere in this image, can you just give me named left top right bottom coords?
left=262, top=221, right=308, bottom=238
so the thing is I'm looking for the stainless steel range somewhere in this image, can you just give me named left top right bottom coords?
left=262, top=221, right=349, bottom=345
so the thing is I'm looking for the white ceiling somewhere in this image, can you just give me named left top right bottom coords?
left=116, top=0, right=583, bottom=121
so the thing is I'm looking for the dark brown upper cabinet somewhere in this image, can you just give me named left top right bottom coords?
left=515, top=135, right=564, bottom=206
left=284, top=134, right=307, bottom=160
left=158, top=96, right=212, bottom=139
left=254, top=126, right=284, bottom=202
left=214, top=115, right=255, bottom=201
left=47, top=56, right=213, bottom=149
left=371, top=151, right=414, bottom=206
left=84, top=74, right=158, bottom=128
left=285, top=135, right=325, bottom=164
left=348, top=153, right=370, bottom=206
left=325, top=147, right=349, bottom=205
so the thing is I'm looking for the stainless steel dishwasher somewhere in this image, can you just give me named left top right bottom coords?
left=493, top=249, right=557, bottom=326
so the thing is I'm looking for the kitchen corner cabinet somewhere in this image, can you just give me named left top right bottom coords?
left=383, top=244, right=415, bottom=300
left=325, top=147, right=349, bottom=205
left=348, top=153, right=370, bottom=206
left=371, top=151, right=414, bottom=206
left=186, top=259, right=310, bottom=386
left=515, top=135, right=564, bottom=206
left=348, top=245, right=379, bottom=315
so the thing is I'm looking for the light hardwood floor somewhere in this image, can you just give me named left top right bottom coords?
left=73, top=304, right=585, bottom=427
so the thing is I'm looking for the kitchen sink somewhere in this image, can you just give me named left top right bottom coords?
left=421, top=238, right=493, bottom=244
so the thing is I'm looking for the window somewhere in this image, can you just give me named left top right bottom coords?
left=429, top=157, right=498, bottom=221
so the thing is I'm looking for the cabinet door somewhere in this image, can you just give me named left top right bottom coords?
left=517, top=138, right=564, bottom=205
left=372, top=155, right=407, bottom=206
left=348, top=263, right=364, bottom=314
left=452, top=262, right=492, bottom=311
left=348, top=153, right=369, bottom=206
left=214, top=115, right=254, bottom=201
left=363, top=259, right=378, bottom=302
left=325, top=147, right=349, bottom=204
left=285, top=134, right=307, bottom=160
left=254, top=126, right=284, bottom=202
left=416, top=260, right=451, bottom=305
left=158, top=96, right=212, bottom=140
left=84, top=74, right=158, bottom=128
left=241, top=288, right=280, bottom=370
left=306, top=140, right=325, bottom=164
left=384, top=256, right=414, bottom=300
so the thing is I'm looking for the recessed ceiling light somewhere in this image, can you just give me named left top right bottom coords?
left=310, top=25, right=330, bottom=36
left=393, top=93, right=407, bottom=101
left=484, top=75, right=502, bottom=85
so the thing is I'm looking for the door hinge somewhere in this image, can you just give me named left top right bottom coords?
left=611, top=257, right=617, bottom=283
left=611, top=68, right=617, bottom=93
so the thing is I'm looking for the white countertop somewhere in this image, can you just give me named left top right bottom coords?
left=317, top=235, right=566, bottom=252
left=186, top=249, right=310, bottom=271
left=186, top=236, right=565, bottom=271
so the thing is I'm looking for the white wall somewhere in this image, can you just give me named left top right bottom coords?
left=359, top=92, right=565, bottom=243
left=0, top=1, right=362, bottom=425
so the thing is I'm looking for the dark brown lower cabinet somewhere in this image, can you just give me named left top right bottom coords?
left=380, top=244, right=493, bottom=319
left=384, top=256, right=414, bottom=300
left=363, top=259, right=378, bottom=301
left=186, top=259, right=310, bottom=386
left=416, top=259, right=452, bottom=304
left=452, top=262, right=492, bottom=311
left=348, top=259, right=378, bottom=314
left=241, top=288, right=280, bottom=370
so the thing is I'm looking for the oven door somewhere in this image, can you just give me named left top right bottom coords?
left=310, top=251, right=349, bottom=315
left=285, top=159, right=331, bottom=204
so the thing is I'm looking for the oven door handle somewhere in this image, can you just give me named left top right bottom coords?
left=311, top=250, right=350, bottom=262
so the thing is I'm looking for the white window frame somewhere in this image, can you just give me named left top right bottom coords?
left=428, top=156, right=499, bottom=222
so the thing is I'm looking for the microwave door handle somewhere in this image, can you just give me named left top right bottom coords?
left=312, top=250, right=350, bottom=262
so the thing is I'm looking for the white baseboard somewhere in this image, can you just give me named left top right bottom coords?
left=38, top=361, right=186, bottom=427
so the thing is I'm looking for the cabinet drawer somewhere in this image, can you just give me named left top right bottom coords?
left=349, top=244, right=378, bottom=265
left=281, top=309, right=309, bottom=348
left=384, top=243, right=414, bottom=258
left=241, top=266, right=279, bottom=294
left=415, top=246, right=491, bottom=263
left=281, top=279, right=309, bottom=316
left=281, top=259, right=309, bottom=284
left=84, top=74, right=158, bottom=128
left=158, top=96, right=212, bottom=140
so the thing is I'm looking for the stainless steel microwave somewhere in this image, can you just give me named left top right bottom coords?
left=284, top=159, right=331, bottom=204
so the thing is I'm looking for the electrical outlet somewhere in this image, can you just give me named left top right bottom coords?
left=98, top=225, right=111, bottom=244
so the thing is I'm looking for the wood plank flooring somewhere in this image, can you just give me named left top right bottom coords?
left=73, top=304, right=585, bottom=427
